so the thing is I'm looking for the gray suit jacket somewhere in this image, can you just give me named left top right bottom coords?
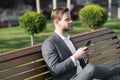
left=41, top=33, right=86, bottom=80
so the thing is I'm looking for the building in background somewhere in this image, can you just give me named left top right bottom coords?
left=0, top=0, right=119, bottom=28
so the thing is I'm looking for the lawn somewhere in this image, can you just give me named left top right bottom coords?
left=0, top=19, right=120, bottom=53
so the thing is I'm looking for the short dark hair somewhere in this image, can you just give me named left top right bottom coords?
left=51, top=7, right=69, bottom=21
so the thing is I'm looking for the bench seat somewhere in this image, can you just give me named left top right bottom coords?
left=0, top=28, right=120, bottom=80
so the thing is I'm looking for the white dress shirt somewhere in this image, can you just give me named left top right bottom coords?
left=55, top=31, right=79, bottom=66
left=55, top=31, right=85, bottom=74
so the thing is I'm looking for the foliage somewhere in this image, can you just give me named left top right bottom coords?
left=79, top=4, right=108, bottom=30
left=0, top=19, right=120, bottom=53
left=19, top=11, right=46, bottom=34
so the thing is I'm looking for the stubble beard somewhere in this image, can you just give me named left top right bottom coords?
left=63, top=27, right=73, bottom=32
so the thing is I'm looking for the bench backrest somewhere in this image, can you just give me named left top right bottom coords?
left=0, top=28, right=120, bottom=80
left=0, top=45, right=51, bottom=80
left=72, top=28, right=120, bottom=68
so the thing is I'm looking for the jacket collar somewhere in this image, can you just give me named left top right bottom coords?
left=53, top=33, right=73, bottom=55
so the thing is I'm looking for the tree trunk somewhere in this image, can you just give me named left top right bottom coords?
left=36, top=0, right=40, bottom=13
left=53, top=0, right=57, bottom=9
left=31, top=33, right=34, bottom=46
left=108, top=0, right=112, bottom=18
left=67, top=0, right=71, bottom=10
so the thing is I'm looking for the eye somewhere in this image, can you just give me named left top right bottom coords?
left=65, top=18, right=71, bottom=21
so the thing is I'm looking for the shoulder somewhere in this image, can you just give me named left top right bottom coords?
left=42, top=33, right=58, bottom=45
left=41, top=33, right=59, bottom=51
left=44, top=33, right=59, bottom=43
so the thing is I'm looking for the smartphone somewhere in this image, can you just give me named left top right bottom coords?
left=85, top=40, right=91, bottom=46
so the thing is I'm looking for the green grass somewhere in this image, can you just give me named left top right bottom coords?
left=0, top=19, right=120, bottom=53
left=102, top=19, right=120, bottom=35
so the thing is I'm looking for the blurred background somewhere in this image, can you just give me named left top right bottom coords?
left=0, top=0, right=119, bottom=28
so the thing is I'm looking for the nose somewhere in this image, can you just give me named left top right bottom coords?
left=69, top=19, right=72, bottom=23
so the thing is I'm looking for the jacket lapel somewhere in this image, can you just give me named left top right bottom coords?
left=70, top=38, right=77, bottom=50
left=70, top=37, right=87, bottom=68
left=53, top=33, right=72, bottom=56
left=53, top=33, right=86, bottom=68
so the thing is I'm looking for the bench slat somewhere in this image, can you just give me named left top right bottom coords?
left=30, top=72, right=52, bottom=80
left=103, top=58, right=120, bottom=69
left=72, top=28, right=112, bottom=42
left=0, top=28, right=120, bottom=80
left=0, top=52, right=42, bottom=70
left=92, top=44, right=120, bottom=56
left=2, top=67, right=50, bottom=80
left=0, top=60, right=47, bottom=78
left=89, top=39, right=118, bottom=51
left=0, top=44, right=41, bottom=62
left=75, top=33, right=116, bottom=47
left=90, top=49, right=120, bottom=64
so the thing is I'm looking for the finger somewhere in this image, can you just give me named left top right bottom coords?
left=83, top=47, right=88, bottom=51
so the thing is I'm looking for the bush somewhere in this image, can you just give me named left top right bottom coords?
left=79, top=4, right=108, bottom=30
left=19, top=11, right=46, bottom=34
left=19, top=11, right=46, bottom=45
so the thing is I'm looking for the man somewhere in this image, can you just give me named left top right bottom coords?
left=41, top=7, right=120, bottom=80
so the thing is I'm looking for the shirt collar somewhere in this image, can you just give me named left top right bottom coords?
left=55, top=30, right=70, bottom=40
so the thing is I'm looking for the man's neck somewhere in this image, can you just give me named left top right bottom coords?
left=55, top=29, right=68, bottom=37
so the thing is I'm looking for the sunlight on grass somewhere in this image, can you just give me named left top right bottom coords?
left=0, top=19, right=120, bottom=53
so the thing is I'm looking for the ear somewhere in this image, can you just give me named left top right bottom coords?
left=54, top=19, right=60, bottom=26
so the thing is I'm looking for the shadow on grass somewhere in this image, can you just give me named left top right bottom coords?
left=1, top=19, right=120, bottom=53
left=72, top=21, right=82, bottom=27
left=0, top=33, right=53, bottom=53
left=102, top=21, right=120, bottom=40
left=0, top=37, right=30, bottom=53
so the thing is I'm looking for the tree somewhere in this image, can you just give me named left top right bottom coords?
left=19, top=11, right=46, bottom=46
left=79, top=4, right=108, bottom=31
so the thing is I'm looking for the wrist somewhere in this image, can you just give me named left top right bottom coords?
left=73, top=54, right=81, bottom=60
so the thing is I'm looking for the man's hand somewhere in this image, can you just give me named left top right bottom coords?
left=73, top=47, right=92, bottom=60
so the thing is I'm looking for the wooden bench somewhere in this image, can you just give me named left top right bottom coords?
left=0, top=28, right=120, bottom=80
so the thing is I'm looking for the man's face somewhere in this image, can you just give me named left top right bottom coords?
left=58, top=12, right=72, bottom=31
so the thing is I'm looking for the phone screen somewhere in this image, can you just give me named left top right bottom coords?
left=86, top=40, right=91, bottom=46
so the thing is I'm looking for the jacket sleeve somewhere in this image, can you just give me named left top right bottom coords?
left=41, top=40, right=76, bottom=76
